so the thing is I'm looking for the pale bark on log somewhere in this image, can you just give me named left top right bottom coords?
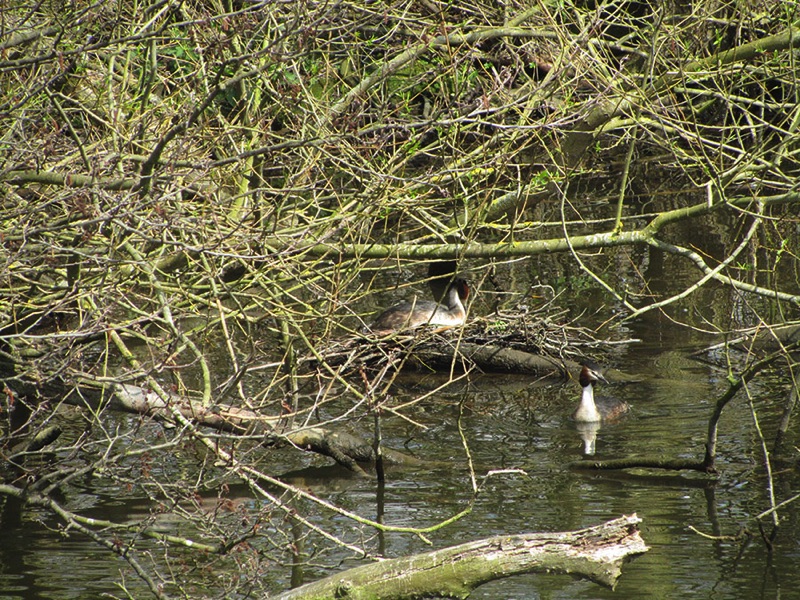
left=109, top=384, right=428, bottom=469
left=274, top=514, right=647, bottom=600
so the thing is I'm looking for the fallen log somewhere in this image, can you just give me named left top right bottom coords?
left=274, top=514, right=647, bottom=599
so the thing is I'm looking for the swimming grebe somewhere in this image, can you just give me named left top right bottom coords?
left=573, top=363, right=629, bottom=422
left=369, top=278, right=469, bottom=333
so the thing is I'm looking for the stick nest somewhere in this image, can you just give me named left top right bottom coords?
left=312, top=307, right=622, bottom=377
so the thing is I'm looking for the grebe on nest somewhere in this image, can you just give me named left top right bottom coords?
left=369, top=278, right=469, bottom=334
left=573, top=363, right=629, bottom=422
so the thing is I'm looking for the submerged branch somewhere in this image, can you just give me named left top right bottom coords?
left=569, top=456, right=711, bottom=472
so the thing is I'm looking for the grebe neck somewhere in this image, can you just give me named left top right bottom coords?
left=574, top=383, right=601, bottom=422
left=428, top=279, right=467, bottom=325
left=445, top=281, right=464, bottom=310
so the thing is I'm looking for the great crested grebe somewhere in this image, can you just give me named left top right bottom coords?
left=573, top=363, right=629, bottom=423
left=369, top=278, right=469, bottom=333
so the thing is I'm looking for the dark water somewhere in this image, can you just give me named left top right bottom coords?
left=2, top=326, right=798, bottom=599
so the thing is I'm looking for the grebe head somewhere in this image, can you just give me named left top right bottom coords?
left=579, top=362, right=607, bottom=388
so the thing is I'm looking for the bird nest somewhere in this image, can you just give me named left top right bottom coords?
left=312, top=307, right=623, bottom=378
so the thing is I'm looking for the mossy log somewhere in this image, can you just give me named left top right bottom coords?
left=274, top=514, right=647, bottom=599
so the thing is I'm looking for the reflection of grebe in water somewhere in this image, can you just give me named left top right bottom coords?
left=369, top=278, right=469, bottom=334
left=573, top=363, right=629, bottom=456
left=576, top=421, right=602, bottom=456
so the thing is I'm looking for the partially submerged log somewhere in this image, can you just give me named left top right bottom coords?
left=274, top=514, right=648, bottom=599
left=109, top=383, right=279, bottom=435
left=284, top=427, right=425, bottom=471
left=414, top=342, right=570, bottom=375
left=0, top=379, right=422, bottom=475
left=111, top=384, right=428, bottom=472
